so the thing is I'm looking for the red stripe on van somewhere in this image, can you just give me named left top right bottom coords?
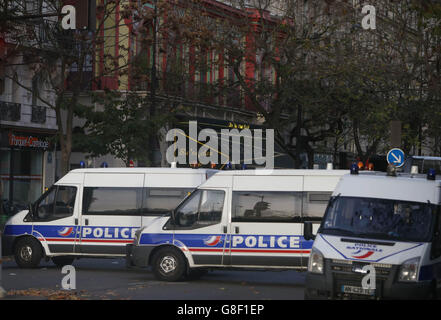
left=188, top=248, right=310, bottom=254
left=40, top=238, right=133, bottom=244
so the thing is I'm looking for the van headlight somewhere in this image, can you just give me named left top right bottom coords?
left=398, top=257, right=420, bottom=282
left=308, top=248, right=324, bottom=274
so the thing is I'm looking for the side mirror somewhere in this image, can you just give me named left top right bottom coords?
left=304, top=221, right=315, bottom=241
left=23, top=203, right=34, bottom=222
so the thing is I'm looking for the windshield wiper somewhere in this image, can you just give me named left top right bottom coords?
left=320, top=227, right=355, bottom=236
left=356, top=232, right=397, bottom=241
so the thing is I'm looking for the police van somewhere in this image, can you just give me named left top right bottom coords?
left=126, top=169, right=347, bottom=281
left=304, top=167, right=441, bottom=299
left=2, top=168, right=217, bottom=268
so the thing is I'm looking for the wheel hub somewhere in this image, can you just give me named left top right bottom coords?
left=20, top=246, right=33, bottom=262
left=159, top=255, right=177, bottom=273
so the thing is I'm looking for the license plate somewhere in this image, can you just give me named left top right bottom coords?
left=341, top=285, right=375, bottom=296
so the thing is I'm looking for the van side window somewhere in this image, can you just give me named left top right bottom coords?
left=35, top=186, right=77, bottom=221
left=232, top=191, right=302, bottom=223
left=142, top=188, right=193, bottom=216
left=303, top=192, right=332, bottom=221
left=82, top=187, right=143, bottom=216
left=173, top=190, right=224, bottom=229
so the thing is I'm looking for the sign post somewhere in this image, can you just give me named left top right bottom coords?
left=387, top=148, right=405, bottom=168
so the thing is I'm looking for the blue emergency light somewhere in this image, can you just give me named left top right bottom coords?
left=427, top=168, right=436, bottom=180
left=350, top=163, right=359, bottom=175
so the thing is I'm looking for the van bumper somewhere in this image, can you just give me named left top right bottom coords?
left=126, top=244, right=154, bottom=268
left=305, top=272, right=433, bottom=300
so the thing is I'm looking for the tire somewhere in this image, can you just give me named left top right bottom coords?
left=51, top=256, right=75, bottom=268
left=14, top=237, right=43, bottom=268
left=152, top=247, right=187, bottom=282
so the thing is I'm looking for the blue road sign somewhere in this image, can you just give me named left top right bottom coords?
left=387, top=148, right=405, bottom=167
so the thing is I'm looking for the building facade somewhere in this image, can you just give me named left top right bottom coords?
left=0, top=37, right=58, bottom=219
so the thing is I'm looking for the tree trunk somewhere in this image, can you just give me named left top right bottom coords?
left=294, top=105, right=303, bottom=169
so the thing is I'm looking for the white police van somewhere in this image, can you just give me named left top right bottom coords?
left=304, top=166, right=441, bottom=299
left=126, top=169, right=347, bottom=281
left=2, top=168, right=217, bottom=268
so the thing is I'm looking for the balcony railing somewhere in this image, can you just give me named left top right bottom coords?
left=0, top=101, right=21, bottom=121
left=6, top=18, right=77, bottom=52
left=130, top=72, right=243, bottom=109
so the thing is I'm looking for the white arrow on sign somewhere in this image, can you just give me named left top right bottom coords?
left=391, top=153, right=401, bottom=164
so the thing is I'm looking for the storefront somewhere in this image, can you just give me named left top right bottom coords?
left=1, top=129, right=52, bottom=220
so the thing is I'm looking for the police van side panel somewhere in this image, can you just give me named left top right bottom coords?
left=130, top=171, right=343, bottom=280
left=227, top=175, right=308, bottom=268
left=3, top=170, right=207, bottom=267
left=225, top=174, right=339, bottom=269
left=65, top=172, right=204, bottom=257
left=78, top=172, right=144, bottom=256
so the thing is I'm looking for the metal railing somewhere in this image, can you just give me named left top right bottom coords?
left=130, top=71, right=244, bottom=109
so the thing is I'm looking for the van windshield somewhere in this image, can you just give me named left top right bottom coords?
left=320, top=196, right=436, bottom=242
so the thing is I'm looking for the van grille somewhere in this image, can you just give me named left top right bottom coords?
left=330, top=260, right=392, bottom=299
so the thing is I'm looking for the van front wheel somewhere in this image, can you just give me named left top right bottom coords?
left=14, top=237, right=42, bottom=268
left=152, top=247, right=186, bottom=282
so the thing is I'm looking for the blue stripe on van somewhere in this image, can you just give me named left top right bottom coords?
left=4, top=224, right=33, bottom=236
left=139, top=233, right=313, bottom=251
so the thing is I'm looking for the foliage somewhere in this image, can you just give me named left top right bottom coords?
left=76, top=90, right=176, bottom=166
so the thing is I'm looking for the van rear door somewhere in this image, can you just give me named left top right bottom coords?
left=78, top=173, right=144, bottom=256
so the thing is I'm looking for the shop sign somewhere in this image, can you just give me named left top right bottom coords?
left=8, top=133, right=49, bottom=149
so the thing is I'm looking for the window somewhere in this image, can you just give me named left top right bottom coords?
left=321, top=197, right=435, bottom=242
left=142, top=188, right=193, bottom=216
left=303, top=192, right=333, bottom=220
left=172, top=189, right=224, bottom=229
left=232, top=191, right=302, bottom=223
left=82, top=187, right=143, bottom=216
left=35, top=186, right=77, bottom=221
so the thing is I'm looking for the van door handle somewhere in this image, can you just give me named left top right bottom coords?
left=223, top=226, right=227, bottom=234
left=235, top=226, right=239, bottom=234
left=75, top=218, right=78, bottom=225
left=85, top=219, right=89, bottom=226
